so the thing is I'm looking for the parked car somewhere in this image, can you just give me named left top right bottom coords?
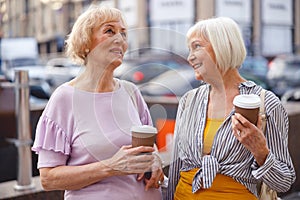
left=240, top=72, right=270, bottom=90
left=281, top=87, right=300, bottom=102
left=140, top=63, right=270, bottom=98
left=1, top=37, right=42, bottom=81
left=0, top=37, right=51, bottom=99
left=267, top=54, right=300, bottom=97
left=44, top=57, right=83, bottom=92
left=1, top=58, right=51, bottom=99
left=239, top=56, right=269, bottom=82
left=114, top=51, right=190, bottom=85
left=139, top=68, right=203, bottom=97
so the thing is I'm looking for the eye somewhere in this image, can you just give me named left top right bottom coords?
left=121, top=32, right=127, bottom=39
left=195, top=43, right=202, bottom=49
left=105, top=28, right=115, bottom=35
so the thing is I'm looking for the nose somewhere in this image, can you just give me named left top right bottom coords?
left=113, top=33, right=125, bottom=44
left=188, top=53, right=196, bottom=63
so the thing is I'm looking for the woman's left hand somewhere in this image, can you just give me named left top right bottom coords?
left=137, top=153, right=164, bottom=191
left=232, top=113, right=270, bottom=166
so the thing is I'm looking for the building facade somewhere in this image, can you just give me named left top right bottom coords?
left=0, top=0, right=299, bottom=59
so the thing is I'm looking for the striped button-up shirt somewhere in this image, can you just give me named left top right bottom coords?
left=166, top=81, right=296, bottom=199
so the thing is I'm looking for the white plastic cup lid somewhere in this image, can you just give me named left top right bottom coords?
left=131, top=125, right=158, bottom=134
left=233, top=94, right=261, bottom=109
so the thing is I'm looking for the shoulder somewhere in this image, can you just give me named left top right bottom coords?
left=182, top=83, right=208, bottom=98
left=51, top=84, right=73, bottom=99
left=37, top=84, right=75, bottom=140
left=182, top=84, right=208, bottom=101
left=180, top=83, right=208, bottom=108
left=243, top=83, right=284, bottom=116
left=264, top=89, right=287, bottom=118
left=119, top=79, right=138, bottom=90
left=118, top=79, right=140, bottom=96
left=264, top=89, right=281, bottom=105
left=43, top=84, right=74, bottom=114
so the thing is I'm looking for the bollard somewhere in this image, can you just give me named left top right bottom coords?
left=13, top=70, right=35, bottom=190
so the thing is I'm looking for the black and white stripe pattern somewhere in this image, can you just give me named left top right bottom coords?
left=166, top=81, right=296, bottom=200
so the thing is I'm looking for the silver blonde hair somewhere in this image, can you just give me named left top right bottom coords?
left=187, top=17, right=246, bottom=73
left=65, top=5, right=127, bottom=65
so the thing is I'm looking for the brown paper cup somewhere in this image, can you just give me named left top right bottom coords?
left=233, top=94, right=261, bottom=125
left=131, top=125, right=157, bottom=148
left=131, top=125, right=158, bottom=179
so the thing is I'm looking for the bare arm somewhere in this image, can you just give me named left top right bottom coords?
left=40, top=160, right=111, bottom=191
left=40, top=145, right=155, bottom=191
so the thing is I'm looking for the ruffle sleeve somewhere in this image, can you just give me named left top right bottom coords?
left=32, top=115, right=71, bottom=155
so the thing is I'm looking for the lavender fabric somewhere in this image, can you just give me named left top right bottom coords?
left=32, top=80, right=162, bottom=200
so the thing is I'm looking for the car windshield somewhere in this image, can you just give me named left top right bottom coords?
left=151, top=69, right=195, bottom=86
left=47, top=58, right=80, bottom=68
left=242, top=58, right=268, bottom=73
left=11, top=58, right=39, bottom=67
left=252, top=61, right=267, bottom=72
left=286, top=60, right=300, bottom=69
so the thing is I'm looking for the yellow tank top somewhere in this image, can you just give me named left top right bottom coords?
left=174, top=118, right=257, bottom=200
left=203, top=118, right=223, bottom=155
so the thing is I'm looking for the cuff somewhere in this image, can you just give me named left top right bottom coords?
left=252, top=152, right=275, bottom=179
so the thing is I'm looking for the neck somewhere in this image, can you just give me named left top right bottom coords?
left=71, top=62, right=117, bottom=93
left=210, top=68, right=245, bottom=94
left=207, top=68, right=246, bottom=119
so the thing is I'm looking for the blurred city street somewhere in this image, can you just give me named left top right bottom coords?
left=1, top=0, right=300, bottom=199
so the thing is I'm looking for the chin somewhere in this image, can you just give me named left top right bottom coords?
left=109, top=58, right=123, bottom=68
left=194, top=73, right=203, bottom=81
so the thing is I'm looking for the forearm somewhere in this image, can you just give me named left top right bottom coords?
left=252, top=152, right=295, bottom=192
left=252, top=145, right=269, bottom=166
left=39, top=145, right=155, bottom=191
left=40, top=160, right=115, bottom=191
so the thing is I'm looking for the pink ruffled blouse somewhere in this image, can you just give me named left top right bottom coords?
left=32, top=80, right=162, bottom=200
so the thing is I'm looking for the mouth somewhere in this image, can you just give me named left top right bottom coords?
left=110, top=48, right=123, bottom=57
left=193, top=63, right=202, bottom=70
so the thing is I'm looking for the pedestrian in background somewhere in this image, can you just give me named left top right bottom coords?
left=32, top=5, right=163, bottom=200
left=166, top=17, right=295, bottom=200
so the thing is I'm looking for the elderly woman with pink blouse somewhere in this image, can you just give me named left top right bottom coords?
left=32, top=5, right=163, bottom=200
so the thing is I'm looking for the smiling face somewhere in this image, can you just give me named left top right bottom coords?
left=187, top=36, right=219, bottom=82
left=87, top=20, right=128, bottom=69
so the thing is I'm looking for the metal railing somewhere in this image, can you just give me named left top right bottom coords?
left=14, top=70, right=35, bottom=190
left=4, top=70, right=35, bottom=190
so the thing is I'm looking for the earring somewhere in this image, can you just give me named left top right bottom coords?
left=85, top=49, right=90, bottom=53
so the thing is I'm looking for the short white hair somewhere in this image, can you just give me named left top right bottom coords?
left=187, top=17, right=246, bottom=73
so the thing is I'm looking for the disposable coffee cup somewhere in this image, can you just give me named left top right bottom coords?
left=233, top=94, right=261, bottom=125
left=131, top=125, right=157, bottom=179
left=131, top=125, right=157, bottom=148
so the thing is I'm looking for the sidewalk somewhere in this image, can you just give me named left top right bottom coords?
left=0, top=176, right=63, bottom=200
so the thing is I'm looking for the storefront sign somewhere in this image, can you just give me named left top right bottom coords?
left=150, top=0, right=194, bottom=22
left=118, top=0, right=138, bottom=27
left=262, top=0, right=292, bottom=25
left=215, top=0, right=252, bottom=24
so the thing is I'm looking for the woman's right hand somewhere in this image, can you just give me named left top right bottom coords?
left=102, top=145, right=155, bottom=176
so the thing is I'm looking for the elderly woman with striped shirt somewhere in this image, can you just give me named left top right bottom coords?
left=166, top=17, right=295, bottom=200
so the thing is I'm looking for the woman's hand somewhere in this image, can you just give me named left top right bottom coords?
left=137, top=153, right=164, bottom=191
left=102, top=145, right=155, bottom=175
left=231, top=113, right=270, bottom=166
